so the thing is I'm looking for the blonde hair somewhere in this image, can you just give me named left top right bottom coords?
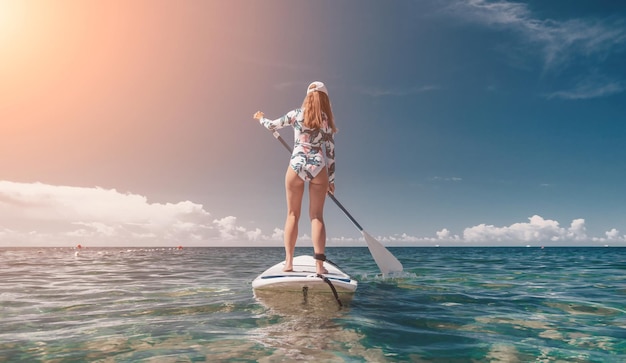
left=302, top=89, right=337, bottom=133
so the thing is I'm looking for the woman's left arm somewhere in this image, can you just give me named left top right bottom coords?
left=254, top=109, right=299, bottom=131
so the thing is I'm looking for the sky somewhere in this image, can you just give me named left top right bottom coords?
left=1, top=0, right=626, bottom=247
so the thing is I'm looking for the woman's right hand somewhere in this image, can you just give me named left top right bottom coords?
left=253, top=111, right=264, bottom=120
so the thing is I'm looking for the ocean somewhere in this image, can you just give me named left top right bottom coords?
left=1, top=246, right=624, bottom=362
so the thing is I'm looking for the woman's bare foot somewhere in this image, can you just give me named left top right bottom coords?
left=283, top=258, right=293, bottom=272
left=316, top=261, right=328, bottom=275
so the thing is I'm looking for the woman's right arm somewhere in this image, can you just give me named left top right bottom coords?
left=324, top=131, right=335, bottom=190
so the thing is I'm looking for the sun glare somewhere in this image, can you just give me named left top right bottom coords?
left=0, top=0, right=25, bottom=46
left=0, top=0, right=76, bottom=112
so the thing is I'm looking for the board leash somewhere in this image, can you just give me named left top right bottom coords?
left=317, top=274, right=343, bottom=308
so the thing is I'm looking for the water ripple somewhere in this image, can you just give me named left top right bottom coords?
left=1, top=246, right=625, bottom=362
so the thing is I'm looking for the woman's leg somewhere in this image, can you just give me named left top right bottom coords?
left=309, top=168, right=329, bottom=274
left=283, top=167, right=305, bottom=271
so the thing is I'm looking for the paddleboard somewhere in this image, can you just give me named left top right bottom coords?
left=251, top=255, right=358, bottom=294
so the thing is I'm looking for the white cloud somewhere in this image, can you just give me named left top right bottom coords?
left=462, top=215, right=585, bottom=243
left=367, top=216, right=593, bottom=246
left=378, top=215, right=620, bottom=246
left=547, top=75, right=624, bottom=100
left=444, top=0, right=626, bottom=101
left=567, top=218, right=587, bottom=241
left=430, top=176, right=463, bottom=182
left=213, top=216, right=245, bottom=240
left=358, top=85, right=441, bottom=98
left=448, top=0, right=626, bottom=69
left=437, top=228, right=461, bottom=240
left=605, top=229, right=621, bottom=240
left=592, top=228, right=626, bottom=243
left=0, top=181, right=272, bottom=247
left=1, top=181, right=623, bottom=247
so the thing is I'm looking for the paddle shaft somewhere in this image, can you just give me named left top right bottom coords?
left=270, top=131, right=364, bottom=231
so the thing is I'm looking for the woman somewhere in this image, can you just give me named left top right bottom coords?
left=253, top=81, right=337, bottom=275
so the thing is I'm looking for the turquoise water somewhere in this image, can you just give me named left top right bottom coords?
left=1, top=247, right=625, bottom=362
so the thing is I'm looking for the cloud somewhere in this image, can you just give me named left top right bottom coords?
left=592, top=228, right=626, bottom=243
left=212, top=216, right=264, bottom=242
left=0, top=181, right=270, bottom=247
left=430, top=176, right=463, bottom=182
left=270, top=228, right=284, bottom=241
left=374, top=215, right=622, bottom=246
left=358, top=85, right=441, bottom=98
left=1, top=181, right=624, bottom=247
left=462, top=215, right=587, bottom=243
left=447, top=0, right=626, bottom=69
left=546, top=75, right=624, bottom=100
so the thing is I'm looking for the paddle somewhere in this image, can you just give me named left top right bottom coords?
left=267, top=130, right=404, bottom=276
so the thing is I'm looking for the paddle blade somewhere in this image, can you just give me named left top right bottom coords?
left=362, top=231, right=403, bottom=276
